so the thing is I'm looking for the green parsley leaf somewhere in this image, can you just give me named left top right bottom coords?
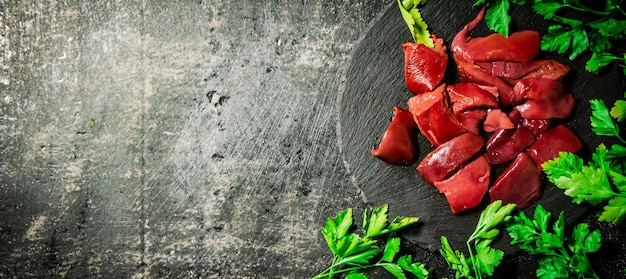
left=609, top=169, right=626, bottom=191
left=568, top=29, right=590, bottom=60
left=472, top=200, right=516, bottom=242
left=542, top=152, right=584, bottom=180
left=314, top=205, right=426, bottom=279
left=363, top=204, right=389, bottom=238
left=606, top=144, right=626, bottom=160
left=590, top=99, right=622, bottom=139
left=507, top=216, right=540, bottom=251
left=397, top=255, right=430, bottom=279
left=398, top=0, right=433, bottom=47
left=362, top=207, right=421, bottom=239
left=508, top=207, right=568, bottom=254
left=440, top=201, right=515, bottom=279
left=536, top=257, right=569, bottom=279
left=552, top=211, right=565, bottom=244
left=322, top=208, right=353, bottom=255
left=544, top=100, right=626, bottom=224
left=586, top=52, right=619, bottom=73
left=506, top=205, right=602, bottom=279
left=342, top=235, right=378, bottom=259
left=611, top=100, right=626, bottom=122
left=599, top=196, right=626, bottom=224
left=381, top=237, right=401, bottom=263
left=590, top=34, right=613, bottom=54
left=541, top=25, right=572, bottom=54
left=553, top=166, right=615, bottom=205
left=440, top=236, right=472, bottom=279
left=589, top=19, right=626, bottom=39
left=484, top=0, right=511, bottom=37
left=576, top=223, right=602, bottom=253
left=541, top=21, right=589, bottom=60
left=591, top=144, right=611, bottom=172
left=538, top=229, right=563, bottom=250
left=473, top=0, right=486, bottom=7
left=387, top=216, right=420, bottom=232
left=532, top=1, right=563, bottom=19
left=569, top=223, right=601, bottom=276
left=383, top=264, right=406, bottom=279
left=331, top=208, right=353, bottom=238
left=337, top=246, right=381, bottom=266
left=345, top=273, right=368, bottom=279
left=475, top=241, right=504, bottom=276
left=533, top=202, right=551, bottom=232
left=606, top=0, right=624, bottom=12
left=476, top=0, right=537, bottom=36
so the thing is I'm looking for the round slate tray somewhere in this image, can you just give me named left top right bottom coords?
left=338, top=1, right=623, bottom=253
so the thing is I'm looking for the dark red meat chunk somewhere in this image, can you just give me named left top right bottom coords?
left=403, top=36, right=448, bottom=94
left=479, top=59, right=571, bottom=83
left=483, top=109, right=514, bottom=132
left=434, top=155, right=490, bottom=214
left=448, top=82, right=500, bottom=112
left=485, top=110, right=536, bottom=165
left=451, top=8, right=544, bottom=107
left=452, top=8, right=540, bottom=63
left=417, top=133, right=484, bottom=185
left=448, top=83, right=500, bottom=134
left=513, top=78, right=575, bottom=119
left=522, top=118, right=551, bottom=136
left=455, top=109, right=487, bottom=135
left=454, top=50, right=514, bottom=106
left=527, top=125, right=583, bottom=168
left=408, top=84, right=467, bottom=146
left=371, top=106, right=419, bottom=165
left=489, top=152, right=542, bottom=209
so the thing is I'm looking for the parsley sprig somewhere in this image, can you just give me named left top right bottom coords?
left=398, top=0, right=434, bottom=47
left=506, top=204, right=602, bottom=279
left=440, top=200, right=517, bottom=279
left=474, top=0, right=626, bottom=75
left=473, top=0, right=514, bottom=37
left=313, top=204, right=430, bottom=279
left=543, top=98, right=626, bottom=225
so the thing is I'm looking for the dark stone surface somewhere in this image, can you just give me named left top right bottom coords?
left=0, top=1, right=624, bottom=278
left=340, top=0, right=624, bottom=255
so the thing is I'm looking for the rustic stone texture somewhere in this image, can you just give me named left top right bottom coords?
left=1, top=1, right=625, bottom=278
left=0, top=0, right=382, bottom=277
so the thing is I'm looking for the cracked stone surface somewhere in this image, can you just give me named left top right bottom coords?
left=1, top=1, right=625, bottom=278
left=0, top=1, right=380, bottom=277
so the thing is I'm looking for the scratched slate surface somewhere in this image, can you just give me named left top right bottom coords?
left=340, top=0, right=624, bottom=256
left=0, top=1, right=624, bottom=278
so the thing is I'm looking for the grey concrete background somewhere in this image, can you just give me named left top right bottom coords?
left=1, top=0, right=377, bottom=277
left=1, top=0, right=624, bottom=278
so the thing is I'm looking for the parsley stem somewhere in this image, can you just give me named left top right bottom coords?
left=315, top=256, right=340, bottom=279
left=467, top=241, right=482, bottom=279
left=616, top=133, right=626, bottom=145
left=312, top=262, right=396, bottom=278
left=564, top=4, right=611, bottom=16
left=559, top=246, right=600, bottom=279
left=311, top=266, right=333, bottom=279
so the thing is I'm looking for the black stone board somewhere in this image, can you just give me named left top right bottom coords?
left=338, top=1, right=623, bottom=254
